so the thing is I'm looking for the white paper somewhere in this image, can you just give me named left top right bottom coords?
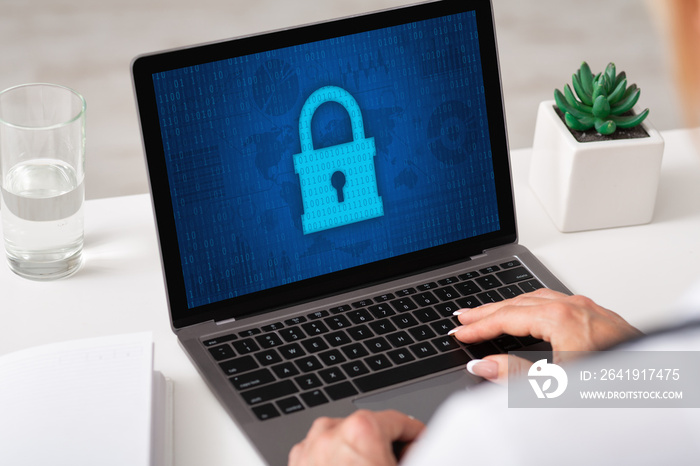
left=0, top=332, right=154, bottom=466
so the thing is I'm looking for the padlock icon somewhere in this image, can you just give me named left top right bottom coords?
left=293, top=86, right=384, bottom=234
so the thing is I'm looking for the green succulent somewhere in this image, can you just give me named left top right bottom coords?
left=554, top=62, right=649, bottom=135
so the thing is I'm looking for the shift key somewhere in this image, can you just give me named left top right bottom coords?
left=241, top=380, right=298, bottom=405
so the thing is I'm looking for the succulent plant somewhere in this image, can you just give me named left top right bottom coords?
left=554, top=62, right=649, bottom=135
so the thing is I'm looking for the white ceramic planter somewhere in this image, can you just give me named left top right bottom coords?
left=529, top=100, right=665, bottom=232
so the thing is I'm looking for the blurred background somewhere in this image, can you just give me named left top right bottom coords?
left=0, top=0, right=679, bottom=200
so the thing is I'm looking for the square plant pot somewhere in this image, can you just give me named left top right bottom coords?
left=529, top=100, right=664, bottom=232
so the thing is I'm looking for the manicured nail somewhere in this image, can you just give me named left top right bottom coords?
left=447, top=326, right=463, bottom=336
left=453, top=309, right=464, bottom=316
left=466, top=359, right=498, bottom=379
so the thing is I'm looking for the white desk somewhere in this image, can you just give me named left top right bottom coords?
left=2, top=128, right=699, bottom=465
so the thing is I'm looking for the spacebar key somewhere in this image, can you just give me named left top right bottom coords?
left=354, top=350, right=469, bottom=393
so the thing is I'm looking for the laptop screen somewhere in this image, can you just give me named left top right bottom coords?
left=133, top=0, right=515, bottom=327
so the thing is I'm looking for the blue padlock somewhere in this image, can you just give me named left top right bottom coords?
left=293, top=86, right=384, bottom=234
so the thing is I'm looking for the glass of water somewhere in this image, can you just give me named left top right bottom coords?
left=0, top=83, right=86, bottom=280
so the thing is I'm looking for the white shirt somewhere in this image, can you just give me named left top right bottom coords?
left=402, top=324, right=700, bottom=465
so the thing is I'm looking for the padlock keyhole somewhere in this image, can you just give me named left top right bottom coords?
left=331, top=171, right=346, bottom=203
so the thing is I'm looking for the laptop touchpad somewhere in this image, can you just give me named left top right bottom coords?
left=352, top=370, right=481, bottom=423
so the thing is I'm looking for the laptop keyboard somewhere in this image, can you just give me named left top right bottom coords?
left=203, top=259, right=545, bottom=420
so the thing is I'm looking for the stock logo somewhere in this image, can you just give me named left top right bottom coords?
left=528, top=359, right=568, bottom=399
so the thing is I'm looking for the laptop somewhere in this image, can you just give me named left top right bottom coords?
left=132, top=0, right=570, bottom=464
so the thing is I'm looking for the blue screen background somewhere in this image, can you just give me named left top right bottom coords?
left=153, top=10, right=500, bottom=309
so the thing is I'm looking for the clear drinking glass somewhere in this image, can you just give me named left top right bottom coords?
left=0, top=83, right=86, bottom=280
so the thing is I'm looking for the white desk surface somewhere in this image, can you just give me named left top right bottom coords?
left=2, top=128, right=699, bottom=465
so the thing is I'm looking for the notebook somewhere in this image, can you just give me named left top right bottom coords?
left=132, top=0, right=570, bottom=464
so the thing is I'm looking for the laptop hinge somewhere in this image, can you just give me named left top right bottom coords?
left=216, top=316, right=237, bottom=326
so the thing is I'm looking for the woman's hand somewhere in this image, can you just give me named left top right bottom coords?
left=288, top=409, right=425, bottom=466
left=450, top=288, right=643, bottom=383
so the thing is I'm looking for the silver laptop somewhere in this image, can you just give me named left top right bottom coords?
left=132, top=0, right=569, bottom=464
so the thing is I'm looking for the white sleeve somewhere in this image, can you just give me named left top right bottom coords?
left=401, top=326, right=700, bottom=466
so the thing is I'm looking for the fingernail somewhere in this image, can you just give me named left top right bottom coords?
left=466, top=359, right=498, bottom=379
left=447, top=326, right=463, bottom=336
left=452, top=309, right=464, bottom=316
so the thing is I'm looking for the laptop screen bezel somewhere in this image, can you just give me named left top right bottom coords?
left=132, top=0, right=516, bottom=330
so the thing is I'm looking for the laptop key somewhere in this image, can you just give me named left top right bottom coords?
left=261, top=322, right=284, bottom=332
left=434, top=301, right=460, bottom=317
left=493, top=334, right=523, bottom=352
left=496, top=267, right=533, bottom=284
left=373, top=293, right=395, bottom=302
left=276, top=396, right=305, bottom=415
left=203, top=333, right=237, bottom=347
left=391, top=314, right=418, bottom=329
left=295, top=374, right=323, bottom=390
left=252, top=403, right=280, bottom=421
left=414, top=291, right=440, bottom=306
left=325, top=330, right=352, bottom=347
left=325, top=381, right=358, bottom=401
left=295, top=355, right=323, bottom=373
left=318, top=367, right=347, bottom=384
left=391, top=297, right=418, bottom=312
left=386, top=331, right=414, bottom=347
left=416, top=282, right=438, bottom=291
left=433, top=286, right=460, bottom=301
left=368, top=303, right=395, bottom=319
left=352, top=298, right=374, bottom=308
left=271, top=362, right=299, bottom=379
left=325, top=315, right=351, bottom=330
left=318, top=349, right=346, bottom=366
left=465, top=341, right=500, bottom=359
left=342, top=360, right=370, bottom=377
left=520, top=279, right=545, bottom=293
left=395, top=287, right=416, bottom=296
left=431, top=319, right=456, bottom=335
left=456, top=296, right=482, bottom=309
left=475, top=275, right=501, bottom=290
left=364, top=336, right=391, bottom=353
left=241, top=380, right=298, bottom=405
left=301, top=389, right=329, bottom=408
left=368, top=318, right=396, bottom=335
left=347, top=324, right=373, bottom=341
left=437, top=276, right=459, bottom=285
left=279, top=326, right=306, bottom=342
left=233, top=338, right=260, bottom=354
left=329, top=304, right=352, bottom=314
left=364, top=354, right=392, bottom=371
left=285, top=316, right=307, bottom=326
left=408, top=325, right=436, bottom=341
left=220, top=356, right=258, bottom=376
left=239, top=328, right=262, bottom=337
left=454, top=280, right=480, bottom=296
left=433, top=336, right=461, bottom=351
left=387, top=348, right=416, bottom=365
left=308, top=310, right=329, bottom=320
left=413, top=307, right=440, bottom=323
left=208, top=344, right=235, bottom=361
left=355, top=350, right=470, bottom=393
left=255, top=333, right=283, bottom=348
left=477, top=290, right=504, bottom=304
left=500, top=260, right=521, bottom=269
left=255, top=349, right=283, bottom=366
left=409, top=341, right=438, bottom=358
left=230, top=368, right=275, bottom=391
left=341, top=343, right=369, bottom=360
left=499, top=285, right=524, bottom=299
left=458, top=271, right=479, bottom=280
left=302, top=321, right=329, bottom=335
left=278, top=343, right=306, bottom=359
left=301, top=337, right=328, bottom=353
left=347, top=309, right=373, bottom=324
